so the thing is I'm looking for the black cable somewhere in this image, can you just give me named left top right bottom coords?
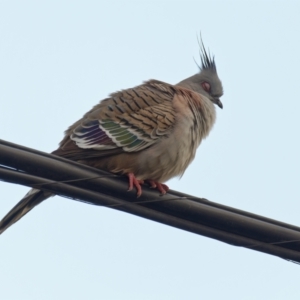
left=1, top=139, right=300, bottom=263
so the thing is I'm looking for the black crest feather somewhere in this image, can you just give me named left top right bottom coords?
left=196, top=34, right=217, bottom=72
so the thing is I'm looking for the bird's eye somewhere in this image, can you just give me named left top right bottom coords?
left=202, top=82, right=211, bottom=93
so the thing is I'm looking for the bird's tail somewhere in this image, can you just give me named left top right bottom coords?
left=0, top=189, right=53, bottom=234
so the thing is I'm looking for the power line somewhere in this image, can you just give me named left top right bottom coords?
left=0, top=139, right=300, bottom=263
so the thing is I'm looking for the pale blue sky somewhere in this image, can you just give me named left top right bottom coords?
left=1, top=1, right=300, bottom=299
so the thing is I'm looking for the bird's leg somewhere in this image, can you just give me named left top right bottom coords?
left=127, top=173, right=169, bottom=197
left=127, top=173, right=144, bottom=197
left=144, top=180, right=169, bottom=195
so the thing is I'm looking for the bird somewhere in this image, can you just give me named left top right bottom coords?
left=0, top=38, right=223, bottom=234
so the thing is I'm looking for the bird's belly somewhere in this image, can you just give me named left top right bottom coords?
left=134, top=131, right=197, bottom=182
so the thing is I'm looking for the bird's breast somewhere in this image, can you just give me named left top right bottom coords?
left=134, top=95, right=208, bottom=182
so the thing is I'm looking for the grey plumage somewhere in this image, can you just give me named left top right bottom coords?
left=0, top=39, right=224, bottom=234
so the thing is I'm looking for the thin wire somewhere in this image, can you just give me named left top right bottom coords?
left=2, top=164, right=300, bottom=261
left=30, top=174, right=118, bottom=187
left=5, top=166, right=189, bottom=206
left=284, top=259, right=300, bottom=265
left=55, top=191, right=300, bottom=249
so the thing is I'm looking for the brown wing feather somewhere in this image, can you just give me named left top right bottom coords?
left=52, top=80, right=177, bottom=161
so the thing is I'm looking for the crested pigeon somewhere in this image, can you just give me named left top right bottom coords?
left=0, top=39, right=223, bottom=234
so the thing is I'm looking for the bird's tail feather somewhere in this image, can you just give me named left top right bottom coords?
left=0, top=189, right=53, bottom=234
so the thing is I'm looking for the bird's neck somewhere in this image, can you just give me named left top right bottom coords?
left=176, top=86, right=216, bottom=140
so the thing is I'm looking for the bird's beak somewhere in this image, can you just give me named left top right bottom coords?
left=214, top=98, right=223, bottom=109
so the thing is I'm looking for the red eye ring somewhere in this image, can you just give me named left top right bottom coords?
left=202, top=82, right=211, bottom=92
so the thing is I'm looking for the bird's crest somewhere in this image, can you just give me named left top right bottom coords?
left=195, top=34, right=217, bottom=72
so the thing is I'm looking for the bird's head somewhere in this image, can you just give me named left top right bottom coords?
left=176, top=38, right=223, bottom=109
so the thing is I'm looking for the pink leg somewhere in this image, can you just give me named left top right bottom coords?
left=145, top=180, right=169, bottom=195
left=127, top=173, right=144, bottom=197
left=127, top=173, right=170, bottom=197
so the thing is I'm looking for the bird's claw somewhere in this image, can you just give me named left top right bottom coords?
left=127, top=173, right=169, bottom=197
left=127, top=173, right=143, bottom=197
left=145, top=180, right=169, bottom=195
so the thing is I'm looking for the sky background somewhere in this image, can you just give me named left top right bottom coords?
left=1, top=0, right=300, bottom=299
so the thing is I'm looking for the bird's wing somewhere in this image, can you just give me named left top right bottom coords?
left=63, top=80, right=177, bottom=157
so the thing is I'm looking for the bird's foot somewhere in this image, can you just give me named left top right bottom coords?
left=127, top=173, right=169, bottom=197
left=145, top=180, right=169, bottom=195
left=127, top=173, right=144, bottom=197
